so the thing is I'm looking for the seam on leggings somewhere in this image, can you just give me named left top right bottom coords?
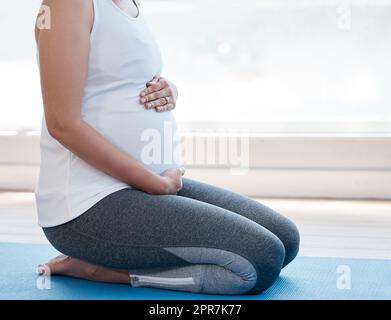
left=64, top=225, right=260, bottom=293
left=163, top=247, right=258, bottom=283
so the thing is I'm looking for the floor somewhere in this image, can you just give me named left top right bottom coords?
left=1, top=192, right=391, bottom=260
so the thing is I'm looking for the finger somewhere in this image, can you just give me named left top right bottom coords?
left=157, top=77, right=168, bottom=87
left=147, top=78, right=169, bottom=93
left=156, top=104, right=175, bottom=112
left=145, top=97, right=170, bottom=110
left=140, top=88, right=171, bottom=104
left=140, top=80, right=166, bottom=97
left=140, top=82, right=164, bottom=98
left=140, top=84, right=157, bottom=98
left=159, top=78, right=175, bottom=96
left=147, top=76, right=159, bottom=86
left=155, top=104, right=175, bottom=112
left=176, top=177, right=183, bottom=192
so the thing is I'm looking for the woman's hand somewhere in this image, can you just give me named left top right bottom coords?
left=147, top=167, right=186, bottom=195
left=139, top=76, right=178, bottom=112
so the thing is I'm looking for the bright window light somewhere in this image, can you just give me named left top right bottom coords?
left=0, top=0, right=390, bottom=134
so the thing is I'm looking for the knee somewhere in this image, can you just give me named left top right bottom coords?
left=280, top=219, right=300, bottom=268
left=247, top=234, right=285, bottom=295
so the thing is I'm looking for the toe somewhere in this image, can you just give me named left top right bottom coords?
left=37, top=254, right=70, bottom=276
left=36, top=264, right=51, bottom=276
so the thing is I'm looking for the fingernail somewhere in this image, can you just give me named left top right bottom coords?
left=141, top=98, right=146, bottom=103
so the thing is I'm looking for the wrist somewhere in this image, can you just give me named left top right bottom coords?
left=145, top=174, right=168, bottom=195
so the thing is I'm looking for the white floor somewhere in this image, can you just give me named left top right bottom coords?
left=1, top=191, right=391, bottom=260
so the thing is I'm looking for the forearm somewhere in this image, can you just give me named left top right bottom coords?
left=50, top=118, right=165, bottom=194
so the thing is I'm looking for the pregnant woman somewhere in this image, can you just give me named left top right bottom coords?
left=35, top=0, right=300, bottom=295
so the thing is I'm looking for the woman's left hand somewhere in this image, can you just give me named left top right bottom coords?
left=139, top=76, right=178, bottom=112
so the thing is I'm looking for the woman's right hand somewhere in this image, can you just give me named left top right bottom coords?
left=147, top=167, right=186, bottom=195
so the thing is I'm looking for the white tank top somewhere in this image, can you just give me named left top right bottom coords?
left=35, top=0, right=182, bottom=227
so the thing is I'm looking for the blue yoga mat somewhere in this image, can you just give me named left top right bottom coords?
left=0, top=242, right=390, bottom=300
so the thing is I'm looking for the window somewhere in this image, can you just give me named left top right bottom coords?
left=0, top=0, right=43, bottom=132
left=147, top=0, right=391, bottom=135
left=0, top=0, right=390, bottom=135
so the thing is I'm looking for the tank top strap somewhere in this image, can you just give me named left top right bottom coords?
left=90, top=0, right=103, bottom=40
left=98, top=0, right=143, bottom=21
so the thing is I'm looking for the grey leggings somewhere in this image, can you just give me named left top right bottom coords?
left=43, top=178, right=300, bottom=295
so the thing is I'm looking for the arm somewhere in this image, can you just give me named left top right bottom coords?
left=37, top=0, right=180, bottom=195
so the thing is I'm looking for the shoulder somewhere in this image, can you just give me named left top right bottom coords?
left=40, top=0, right=93, bottom=13
left=35, top=0, right=94, bottom=44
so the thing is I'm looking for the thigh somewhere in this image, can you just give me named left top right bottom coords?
left=43, top=187, right=285, bottom=293
left=177, top=178, right=300, bottom=266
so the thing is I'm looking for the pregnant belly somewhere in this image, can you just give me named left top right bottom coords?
left=84, top=102, right=182, bottom=175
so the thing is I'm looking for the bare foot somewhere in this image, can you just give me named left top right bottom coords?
left=37, top=255, right=100, bottom=279
left=36, top=255, right=129, bottom=284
